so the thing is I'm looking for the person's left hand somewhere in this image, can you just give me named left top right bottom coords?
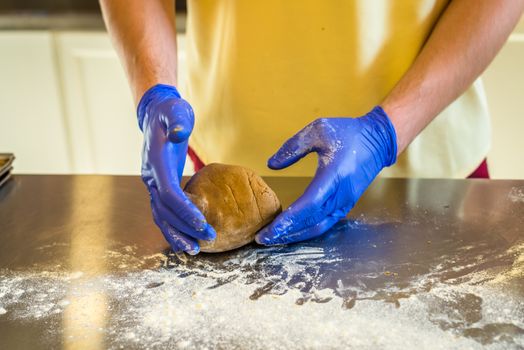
left=255, top=106, right=397, bottom=245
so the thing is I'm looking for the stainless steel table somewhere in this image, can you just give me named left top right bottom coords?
left=0, top=175, right=523, bottom=349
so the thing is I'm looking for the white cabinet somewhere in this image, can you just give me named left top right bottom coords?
left=54, top=32, right=141, bottom=175
left=0, top=32, right=71, bottom=174
left=483, top=32, right=524, bottom=179
left=0, top=31, right=192, bottom=175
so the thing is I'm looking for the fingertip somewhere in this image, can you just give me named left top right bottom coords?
left=163, top=98, right=194, bottom=143
left=255, top=227, right=277, bottom=246
left=255, top=213, right=293, bottom=245
left=168, top=124, right=191, bottom=143
left=187, top=245, right=200, bottom=255
left=255, top=235, right=270, bottom=245
left=176, top=235, right=199, bottom=255
left=201, top=224, right=217, bottom=241
left=267, top=155, right=284, bottom=170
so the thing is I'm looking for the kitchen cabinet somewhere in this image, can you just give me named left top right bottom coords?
left=54, top=32, right=190, bottom=175
left=54, top=32, right=141, bottom=175
left=0, top=31, right=192, bottom=175
left=484, top=31, right=524, bottom=179
left=0, top=31, right=71, bottom=174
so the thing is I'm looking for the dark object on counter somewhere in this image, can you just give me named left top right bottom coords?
left=0, top=153, right=14, bottom=188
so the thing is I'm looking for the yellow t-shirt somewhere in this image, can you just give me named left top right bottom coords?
left=185, top=0, right=491, bottom=178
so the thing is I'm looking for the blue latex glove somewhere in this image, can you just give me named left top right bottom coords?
left=255, top=106, right=397, bottom=245
left=138, top=84, right=216, bottom=254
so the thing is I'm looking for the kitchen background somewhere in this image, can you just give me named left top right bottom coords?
left=0, top=1, right=523, bottom=178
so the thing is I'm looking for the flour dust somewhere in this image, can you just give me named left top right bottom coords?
left=0, top=226, right=523, bottom=349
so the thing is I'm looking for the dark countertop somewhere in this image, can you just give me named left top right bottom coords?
left=0, top=13, right=187, bottom=31
left=0, top=0, right=187, bottom=31
left=0, top=13, right=105, bottom=31
left=0, top=175, right=523, bottom=349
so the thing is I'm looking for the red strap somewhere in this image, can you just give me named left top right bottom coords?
left=187, top=146, right=205, bottom=172
left=467, top=159, right=490, bottom=179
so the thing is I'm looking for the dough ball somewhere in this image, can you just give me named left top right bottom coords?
left=184, top=163, right=281, bottom=253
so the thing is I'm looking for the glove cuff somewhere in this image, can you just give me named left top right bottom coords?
left=136, top=84, right=182, bottom=131
left=368, top=106, right=398, bottom=167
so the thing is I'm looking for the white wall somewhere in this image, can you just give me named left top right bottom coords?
left=0, top=32, right=71, bottom=173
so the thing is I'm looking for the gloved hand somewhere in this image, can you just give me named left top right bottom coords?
left=255, top=106, right=397, bottom=245
left=138, top=84, right=216, bottom=254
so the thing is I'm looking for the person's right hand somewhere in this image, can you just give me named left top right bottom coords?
left=138, top=84, right=216, bottom=255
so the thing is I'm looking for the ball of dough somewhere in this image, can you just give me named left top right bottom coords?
left=184, top=163, right=281, bottom=253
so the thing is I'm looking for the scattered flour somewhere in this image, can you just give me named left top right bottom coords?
left=0, top=241, right=523, bottom=349
left=509, top=187, right=524, bottom=203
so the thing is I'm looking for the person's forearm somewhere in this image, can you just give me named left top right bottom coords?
left=100, top=0, right=178, bottom=104
left=381, top=0, right=524, bottom=154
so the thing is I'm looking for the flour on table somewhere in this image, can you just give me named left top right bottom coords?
left=1, top=239, right=523, bottom=349
left=509, top=187, right=524, bottom=203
